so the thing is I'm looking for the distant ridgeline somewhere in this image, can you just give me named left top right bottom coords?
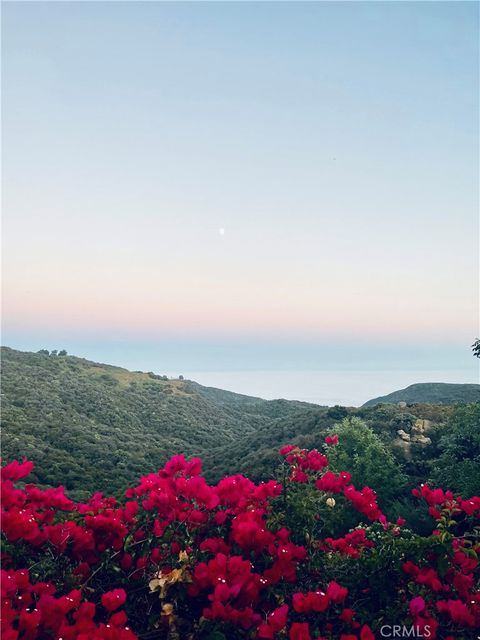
left=362, top=382, right=480, bottom=407
left=1, top=346, right=479, bottom=521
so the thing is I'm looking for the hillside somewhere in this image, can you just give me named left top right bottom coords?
left=0, top=347, right=320, bottom=497
left=2, top=346, right=478, bottom=506
left=363, top=382, right=480, bottom=407
left=2, top=357, right=479, bottom=640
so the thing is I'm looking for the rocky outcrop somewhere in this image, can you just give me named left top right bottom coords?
left=396, top=418, right=432, bottom=445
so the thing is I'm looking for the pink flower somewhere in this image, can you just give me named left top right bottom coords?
left=292, top=590, right=329, bottom=613
left=257, top=604, right=289, bottom=638
left=409, top=596, right=426, bottom=616
left=436, top=599, right=475, bottom=626
left=289, top=622, right=311, bottom=640
left=360, top=625, right=375, bottom=640
left=1, top=458, right=34, bottom=481
left=101, top=589, right=127, bottom=612
left=279, top=445, right=298, bottom=456
left=327, top=580, right=348, bottom=603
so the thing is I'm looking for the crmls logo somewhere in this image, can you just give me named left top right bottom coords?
left=380, top=626, right=431, bottom=638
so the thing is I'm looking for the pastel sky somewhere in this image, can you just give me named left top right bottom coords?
left=2, top=1, right=479, bottom=374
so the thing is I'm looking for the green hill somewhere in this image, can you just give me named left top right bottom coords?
left=2, top=346, right=478, bottom=508
left=363, top=382, right=480, bottom=407
left=0, top=347, right=319, bottom=497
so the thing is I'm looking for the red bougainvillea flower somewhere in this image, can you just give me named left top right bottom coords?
left=327, top=580, right=348, bottom=603
left=410, top=596, right=426, bottom=616
left=292, top=590, right=329, bottom=613
left=340, top=608, right=356, bottom=623
left=231, top=510, right=275, bottom=553
left=315, top=471, right=352, bottom=494
left=289, top=621, right=311, bottom=640
left=360, top=625, right=375, bottom=640
left=101, top=589, right=127, bottom=612
left=279, top=445, right=328, bottom=481
left=343, top=485, right=384, bottom=522
left=257, top=604, right=289, bottom=638
left=325, top=435, right=339, bottom=445
left=279, top=445, right=298, bottom=456
left=1, top=458, right=34, bottom=481
left=458, top=496, right=480, bottom=515
left=436, top=599, right=475, bottom=626
left=1, top=451, right=479, bottom=640
left=320, top=528, right=374, bottom=559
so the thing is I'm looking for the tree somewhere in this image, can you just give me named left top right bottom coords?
left=472, top=338, right=480, bottom=358
left=327, top=405, right=348, bottom=420
left=37, top=349, right=50, bottom=356
left=430, top=403, right=480, bottom=496
left=58, top=350, right=68, bottom=356
left=326, top=417, right=407, bottom=511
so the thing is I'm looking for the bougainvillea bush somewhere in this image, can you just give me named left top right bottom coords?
left=1, top=437, right=479, bottom=639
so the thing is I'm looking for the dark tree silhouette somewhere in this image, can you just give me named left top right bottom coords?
left=472, top=339, right=480, bottom=358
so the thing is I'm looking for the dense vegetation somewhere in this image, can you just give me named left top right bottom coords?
left=2, top=445, right=479, bottom=639
left=363, top=382, right=480, bottom=407
left=1, top=346, right=480, bottom=637
left=1, top=347, right=479, bottom=528
left=1, top=347, right=318, bottom=498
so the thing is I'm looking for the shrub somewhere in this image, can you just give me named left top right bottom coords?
left=1, top=437, right=479, bottom=639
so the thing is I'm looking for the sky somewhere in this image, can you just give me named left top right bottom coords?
left=2, top=1, right=479, bottom=377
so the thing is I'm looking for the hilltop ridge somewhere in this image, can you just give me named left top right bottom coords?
left=362, top=382, right=480, bottom=407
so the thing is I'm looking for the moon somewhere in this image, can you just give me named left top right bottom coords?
left=219, top=228, right=225, bottom=236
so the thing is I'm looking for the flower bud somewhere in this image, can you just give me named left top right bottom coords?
left=326, top=497, right=336, bottom=508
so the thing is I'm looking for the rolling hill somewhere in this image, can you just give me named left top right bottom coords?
left=362, top=382, right=480, bottom=407
left=1, top=346, right=476, bottom=501
left=0, top=347, right=321, bottom=497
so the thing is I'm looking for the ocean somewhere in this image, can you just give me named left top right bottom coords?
left=178, top=369, right=478, bottom=407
